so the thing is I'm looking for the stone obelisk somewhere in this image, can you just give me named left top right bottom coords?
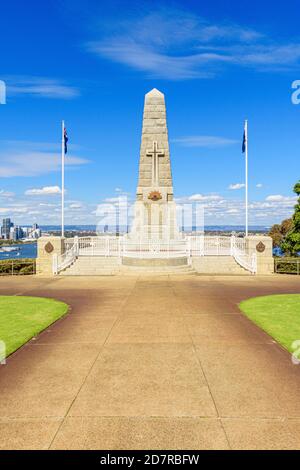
left=130, top=88, right=179, bottom=240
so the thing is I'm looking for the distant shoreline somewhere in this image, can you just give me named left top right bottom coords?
left=42, top=225, right=270, bottom=237
left=0, top=240, right=37, bottom=246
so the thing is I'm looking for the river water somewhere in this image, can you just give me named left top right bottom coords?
left=0, top=242, right=37, bottom=260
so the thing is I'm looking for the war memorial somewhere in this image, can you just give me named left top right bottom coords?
left=36, top=89, right=274, bottom=277
left=2, top=0, right=300, bottom=455
left=0, top=87, right=300, bottom=454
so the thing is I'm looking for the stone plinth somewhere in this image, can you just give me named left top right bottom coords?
left=245, top=235, right=274, bottom=274
left=122, top=256, right=188, bottom=267
left=36, top=237, right=65, bottom=276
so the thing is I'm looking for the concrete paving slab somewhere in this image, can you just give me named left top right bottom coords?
left=0, top=274, right=300, bottom=449
left=186, top=314, right=273, bottom=344
left=35, top=315, right=118, bottom=345
left=0, top=418, right=63, bottom=450
left=68, top=343, right=217, bottom=418
left=108, top=314, right=191, bottom=344
left=195, top=342, right=300, bottom=418
left=222, top=418, right=300, bottom=450
left=50, top=417, right=229, bottom=450
left=0, top=343, right=100, bottom=417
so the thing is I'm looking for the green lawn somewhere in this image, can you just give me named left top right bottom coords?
left=239, top=294, right=300, bottom=353
left=0, top=296, right=68, bottom=358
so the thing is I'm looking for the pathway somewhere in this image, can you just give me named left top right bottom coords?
left=0, top=274, right=300, bottom=449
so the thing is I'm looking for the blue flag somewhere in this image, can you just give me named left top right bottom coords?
left=64, top=128, right=68, bottom=154
left=242, top=129, right=246, bottom=153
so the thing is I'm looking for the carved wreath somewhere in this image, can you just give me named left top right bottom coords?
left=44, top=241, right=54, bottom=254
left=148, top=191, right=162, bottom=201
left=256, top=241, right=266, bottom=253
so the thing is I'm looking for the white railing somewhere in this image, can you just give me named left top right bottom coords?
left=231, top=238, right=257, bottom=274
left=64, top=238, right=75, bottom=252
left=122, top=239, right=187, bottom=258
left=188, top=235, right=233, bottom=256
left=56, top=235, right=257, bottom=274
left=53, top=237, right=79, bottom=274
left=78, top=236, right=120, bottom=256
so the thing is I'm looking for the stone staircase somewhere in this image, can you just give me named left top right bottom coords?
left=192, top=256, right=251, bottom=275
left=121, top=264, right=196, bottom=275
left=60, top=255, right=252, bottom=276
left=60, top=257, right=121, bottom=276
left=60, top=256, right=196, bottom=276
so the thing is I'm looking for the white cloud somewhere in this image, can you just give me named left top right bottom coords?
left=25, top=186, right=61, bottom=196
left=104, top=196, right=129, bottom=204
left=229, top=183, right=245, bottom=190
left=89, top=41, right=211, bottom=80
left=0, top=208, right=11, bottom=214
left=87, top=7, right=300, bottom=80
left=0, top=141, right=89, bottom=177
left=0, top=189, right=15, bottom=197
left=39, top=203, right=56, bottom=207
left=188, top=194, right=223, bottom=202
left=226, top=208, right=239, bottom=214
left=253, top=212, right=268, bottom=218
left=28, top=210, right=41, bottom=215
left=172, top=136, right=238, bottom=147
left=1, top=206, right=28, bottom=214
left=265, top=194, right=294, bottom=202
left=239, top=43, right=300, bottom=67
left=6, top=76, right=80, bottom=99
left=256, top=183, right=263, bottom=188
left=173, top=188, right=297, bottom=225
left=69, top=203, right=83, bottom=209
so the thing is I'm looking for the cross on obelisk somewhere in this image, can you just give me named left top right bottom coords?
left=146, top=141, right=165, bottom=186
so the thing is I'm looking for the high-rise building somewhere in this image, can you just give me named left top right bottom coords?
left=1, top=219, right=41, bottom=240
left=10, top=226, right=24, bottom=241
left=1, top=218, right=13, bottom=239
left=29, top=223, right=41, bottom=239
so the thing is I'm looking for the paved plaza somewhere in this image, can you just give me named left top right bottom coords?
left=0, top=274, right=300, bottom=450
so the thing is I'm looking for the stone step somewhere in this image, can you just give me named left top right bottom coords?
left=61, top=258, right=196, bottom=276
left=60, top=255, right=251, bottom=276
left=120, top=266, right=195, bottom=275
left=73, top=256, right=120, bottom=265
left=192, top=256, right=251, bottom=275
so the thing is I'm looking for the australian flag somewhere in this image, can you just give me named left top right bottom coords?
left=64, top=127, right=68, bottom=154
left=242, top=121, right=247, bottom=153
left=242, top=129, right=246, bottom=153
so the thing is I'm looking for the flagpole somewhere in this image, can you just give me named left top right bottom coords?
left=245, top=119, right=249, bottom=237
left=61, top=120, right=65, bottom=238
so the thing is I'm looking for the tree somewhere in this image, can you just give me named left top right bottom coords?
left=269, top=218, right=293, bottom=248
left=269, top=224, right=283, bottom=248
left=281, top=218, right=294, bottom=235
left=281, top=181, right=300, bottom=256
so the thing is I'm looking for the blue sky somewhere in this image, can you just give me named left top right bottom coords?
left=0, top=0, right=300, bottom=226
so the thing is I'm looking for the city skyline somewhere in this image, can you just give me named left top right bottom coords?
left=0, top=217, right=41, bottom=241
left=0, top=0, right=299, bottom=226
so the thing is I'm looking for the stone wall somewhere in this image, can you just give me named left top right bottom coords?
left=36, top=237, right=65, bottom=276
left=245, top=235, right=274, bottom=274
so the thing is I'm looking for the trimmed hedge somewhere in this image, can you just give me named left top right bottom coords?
left=0, top=259, right=36, bottom=275
left=275, top=258, right=300, bottom=274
